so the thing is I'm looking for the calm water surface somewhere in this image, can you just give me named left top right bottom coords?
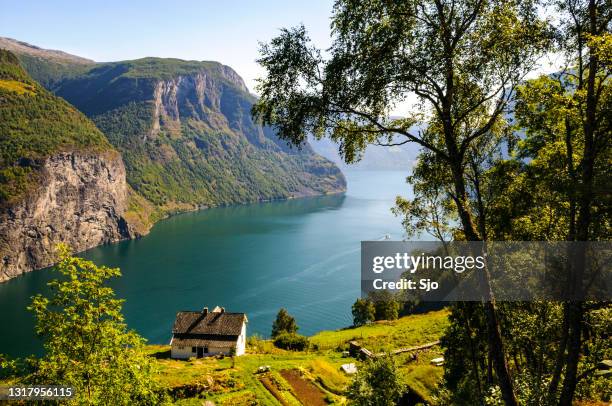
left=0, top=170, right=411, bottom=357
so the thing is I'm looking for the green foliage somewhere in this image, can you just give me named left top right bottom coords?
left=347, top=355, right=405, bottom=406
left=27, top=244, right=165, bottom=405
left=0, top=50, right=110, bottom=205
left=368, top=292, right=400, bottom=321
left=273, top=333, right=310, bottom=351
left=44, top=56, right=345, bottom=211
left=271, top=308, right=298, bottom=338
left=252, top=1, right=548, bottom=166
left=15, top=53, right=93, bottom=91
left=351, top=298, right=375, bottom=326
left=310, top=309, right=449, bottom=353
left=0, top=354, right=31, bottom=381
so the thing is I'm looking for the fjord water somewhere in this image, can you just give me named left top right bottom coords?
left=0, top=170, right=409, bottom=357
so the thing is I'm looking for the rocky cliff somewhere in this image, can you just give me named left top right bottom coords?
left=53, top=58, right=346, bottom=209
left=0, top=152, right=132, bottom=282
left=0, top=50, right=133, bottom=281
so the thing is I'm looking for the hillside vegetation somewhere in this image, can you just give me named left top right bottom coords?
left=147, top=309, right=449, bottom=405
left=0, top=37, right=94, bottom=90
left=0, top=50, right=111, bottom=205
left=33, top=56, right=346, bottom=217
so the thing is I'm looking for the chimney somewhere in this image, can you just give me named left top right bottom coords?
left=202, top=307, right=208, bottom=315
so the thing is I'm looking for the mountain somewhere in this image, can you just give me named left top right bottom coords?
left=309, top=135, right=420, bottom=171
left=0, top=40, right=345, bottom=281
left=0, top=50, right=134, bottom=281
left=0, top=37, right=94, bottom=90
left=48, top=57, right=345, bottom=212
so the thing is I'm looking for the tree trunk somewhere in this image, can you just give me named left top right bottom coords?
left=449, top=158, right=518, bottom=406
left=558, top=2, right=598, bottom=403
left=548, top=303, right=569, bottom=399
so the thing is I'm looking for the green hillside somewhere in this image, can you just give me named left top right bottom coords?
left=0, top=37, right=95, bottom=90
left=0, top=50, right=111, bottom=205
left=41, top=57, right=345, bottom=212
left=148, top=309, right=450, bottom=405
left=0, top=310, right=449, bottom=405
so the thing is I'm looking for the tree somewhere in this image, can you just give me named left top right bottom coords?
left=368, top=292, right=400, bottom=321
left=347, top=355, right=405, bottom=406
left=543, top=2, right=611, bottom=404
left=28, top=244, right=164, bottom=405
left=271, top=308, right=298, bottom=338
left=352, top=298, right=376, bottom=326
left=253, top=2, right=549, bottom=404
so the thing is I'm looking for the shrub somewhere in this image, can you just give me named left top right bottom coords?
left=273, top=332, right=309, bottom=351
left=347, top=355, right=405, bottom=405
left=352, top=298, right=375, bottom=326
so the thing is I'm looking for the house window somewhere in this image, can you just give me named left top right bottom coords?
left=204, top=347, right=209, bottom=353
left=191, top=347, right=196, bottom=353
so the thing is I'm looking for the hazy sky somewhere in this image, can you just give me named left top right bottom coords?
left=0, top=0, right=335, bottom=93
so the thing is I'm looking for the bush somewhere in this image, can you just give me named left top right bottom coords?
left=273, top=332, right=309, bottom=351
left=352, top=298, right=375, bottom=326
left=368, top=291, right=400, bottom=321
left=347, top=355, right=405, bottom=405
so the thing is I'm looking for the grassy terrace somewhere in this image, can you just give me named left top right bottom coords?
left=147, top=309, right=450, bottom=405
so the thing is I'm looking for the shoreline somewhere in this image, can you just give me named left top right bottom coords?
left=0, top=187, right=348, bottom=284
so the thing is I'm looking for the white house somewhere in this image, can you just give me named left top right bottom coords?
left=170, top=306, right=248, bottom=359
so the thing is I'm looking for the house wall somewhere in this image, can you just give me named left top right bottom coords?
left=170, top=344, right=194, bottom=359
left=236, top=322, right=247, bottom=356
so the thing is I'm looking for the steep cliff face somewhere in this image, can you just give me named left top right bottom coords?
left=0, top=49, right=133, bottom=281
left=0, top=152, right=132, bottom=282
left=54, top=58, right=346, bottom=209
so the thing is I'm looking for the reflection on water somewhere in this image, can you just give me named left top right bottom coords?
left=0, top=170, right=410, bottom=357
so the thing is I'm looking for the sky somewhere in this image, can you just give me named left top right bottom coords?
left=1, top=0, right=561, bottom=117
left=0, top=0, right=336, bottom=94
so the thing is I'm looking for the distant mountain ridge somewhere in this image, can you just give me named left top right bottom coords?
left=0, top=37, right=94, bottom=65
left=0, top=37, right=95, bottom=90
left=309, top=136, right=420, bottom=171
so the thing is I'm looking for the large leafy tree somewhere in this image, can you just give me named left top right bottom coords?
left=253, top=1, right=548, bottom=404
left=509, top=1, right=611, bottom=403
left=437, top=0, right=611, bottom=402
left=545, top=2, right=611, bottom=404
left=28, top=245, right=164, bottom=405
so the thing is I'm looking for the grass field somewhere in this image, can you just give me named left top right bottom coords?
left=151, top=309, right=450, bottom=405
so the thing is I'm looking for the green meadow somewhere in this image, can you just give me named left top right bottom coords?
left=146, top=309, right=449, bottom=405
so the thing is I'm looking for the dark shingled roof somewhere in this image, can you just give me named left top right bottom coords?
left=171, top=337, right=238, bottom=348
left=172, top=311, right=247, bottom=337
